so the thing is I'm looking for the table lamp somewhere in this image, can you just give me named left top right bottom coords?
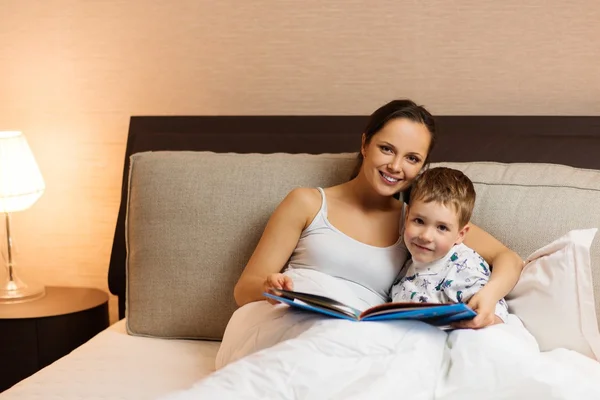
left=0, top=131, right=46, bottom=303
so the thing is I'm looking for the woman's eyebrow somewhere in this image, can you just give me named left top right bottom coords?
left=379, top=141, right=396, bottom=149
left=407, top=151, right=425, bottom=159
left=378, top=141, right=424, bottom=158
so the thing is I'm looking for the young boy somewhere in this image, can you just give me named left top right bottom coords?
left=391, top=167, right=508, bottom=323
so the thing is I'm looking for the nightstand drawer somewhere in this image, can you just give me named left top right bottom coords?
left=0, top=319, right=39, bottom=392
left=0, top=287, right=109, bottom=392
left=36, top=303, right=109, bottom=369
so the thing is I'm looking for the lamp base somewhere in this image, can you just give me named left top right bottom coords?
left=0, top=275, right=45, bottom=304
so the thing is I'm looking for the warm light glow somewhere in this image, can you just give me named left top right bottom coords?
left=0, top=131, right=45, bottom=212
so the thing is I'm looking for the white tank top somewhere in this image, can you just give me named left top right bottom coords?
left=286, top=188, right=409, bottom=305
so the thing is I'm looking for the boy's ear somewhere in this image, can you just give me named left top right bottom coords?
left=454, top=224, right=470, bottom=245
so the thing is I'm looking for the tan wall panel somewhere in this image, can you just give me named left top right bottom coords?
left=1, top=1, right=599, bottom=323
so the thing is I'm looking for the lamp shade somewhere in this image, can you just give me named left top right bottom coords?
left=0, top=131, right=45, bottom=213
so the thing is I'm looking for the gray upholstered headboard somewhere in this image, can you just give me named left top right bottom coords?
left=108, top=115, right=600, bottom=319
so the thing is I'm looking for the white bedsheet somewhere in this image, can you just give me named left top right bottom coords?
left=0, top=320, right=220, bottom=400
left=160, top=269, right=600, bottom=400
left=162, top=305, right=600, bottom=400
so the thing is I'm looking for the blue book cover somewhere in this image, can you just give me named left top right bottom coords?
left=263, top=290, right=476, bottom=325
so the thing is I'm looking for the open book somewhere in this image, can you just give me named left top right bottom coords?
left=264, top=289, right=476, bottom=326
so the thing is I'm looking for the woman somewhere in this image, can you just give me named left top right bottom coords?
left=225, top=99, right=523, bottom=366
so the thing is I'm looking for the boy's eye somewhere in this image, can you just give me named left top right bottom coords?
left=438, top=225, right=449, bottom=232
left=414, top=218, right=424, bottom=225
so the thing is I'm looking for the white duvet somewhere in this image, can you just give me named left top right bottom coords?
left=161, top=270, right=600, bottom=400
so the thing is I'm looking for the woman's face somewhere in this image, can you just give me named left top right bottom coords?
left=361, top=118, right=431, bottom=196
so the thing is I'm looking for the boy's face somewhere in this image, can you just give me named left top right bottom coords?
left=404, top=199, right=469, bottom=263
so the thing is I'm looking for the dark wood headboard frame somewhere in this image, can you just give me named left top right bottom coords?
left=109, top=116, right=600, bottom=319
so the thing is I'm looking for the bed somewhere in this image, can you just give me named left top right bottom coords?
left=1, top=115, right=600, bottom=399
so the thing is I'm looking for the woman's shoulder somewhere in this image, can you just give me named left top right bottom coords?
left=285, top=187, right=321, bottom=206
left=282, top=187, right=321, bottom=214
left=280, top=187, right=322, bottom=223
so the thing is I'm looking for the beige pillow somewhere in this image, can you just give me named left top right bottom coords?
left=125, top=151, right=357, bottom=340
left=507, top=229, right=600, bottom=360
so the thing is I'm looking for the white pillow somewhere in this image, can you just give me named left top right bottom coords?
left=507, top=229, right=600, bottom=360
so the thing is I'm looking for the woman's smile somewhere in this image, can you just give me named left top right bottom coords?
left=379, top=170, right=401, bottom=185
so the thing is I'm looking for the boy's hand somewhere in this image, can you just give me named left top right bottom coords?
left=452, top=290, right=503, bottom=329
left=263, top=273, right=294, bottom=305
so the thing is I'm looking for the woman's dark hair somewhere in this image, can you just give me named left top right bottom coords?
left=350, top=99, right=436, bottom=179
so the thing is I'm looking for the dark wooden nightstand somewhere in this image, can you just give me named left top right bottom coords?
left=0, top=286, right=109, bottom=392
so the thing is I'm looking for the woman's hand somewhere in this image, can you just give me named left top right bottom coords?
left=263, top=273, right=294, bottom=305
left=452, top=289, right=503, bottom=329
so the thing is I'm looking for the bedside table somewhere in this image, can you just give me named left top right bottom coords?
left=0, top=286, right=109, bottom=392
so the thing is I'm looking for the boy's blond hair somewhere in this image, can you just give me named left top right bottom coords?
left=409, top=167, right=476, bottom=228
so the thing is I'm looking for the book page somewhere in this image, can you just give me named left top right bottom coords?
left=277, top=290, right=361, bottom=319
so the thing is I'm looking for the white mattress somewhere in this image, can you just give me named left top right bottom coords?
left=0, top=320, right=220, bottom=400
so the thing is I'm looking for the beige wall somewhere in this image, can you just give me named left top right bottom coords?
left=1, top=1, right=599, bottom=323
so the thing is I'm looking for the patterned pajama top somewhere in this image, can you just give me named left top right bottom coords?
left=390, top=243, right=509, bottom=322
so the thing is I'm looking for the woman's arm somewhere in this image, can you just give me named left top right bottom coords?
left=459, top=223, right=524, bottom=328
left=463, top=223, right=524, bottom=299
left=233, top=188, right=319, bottom=307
